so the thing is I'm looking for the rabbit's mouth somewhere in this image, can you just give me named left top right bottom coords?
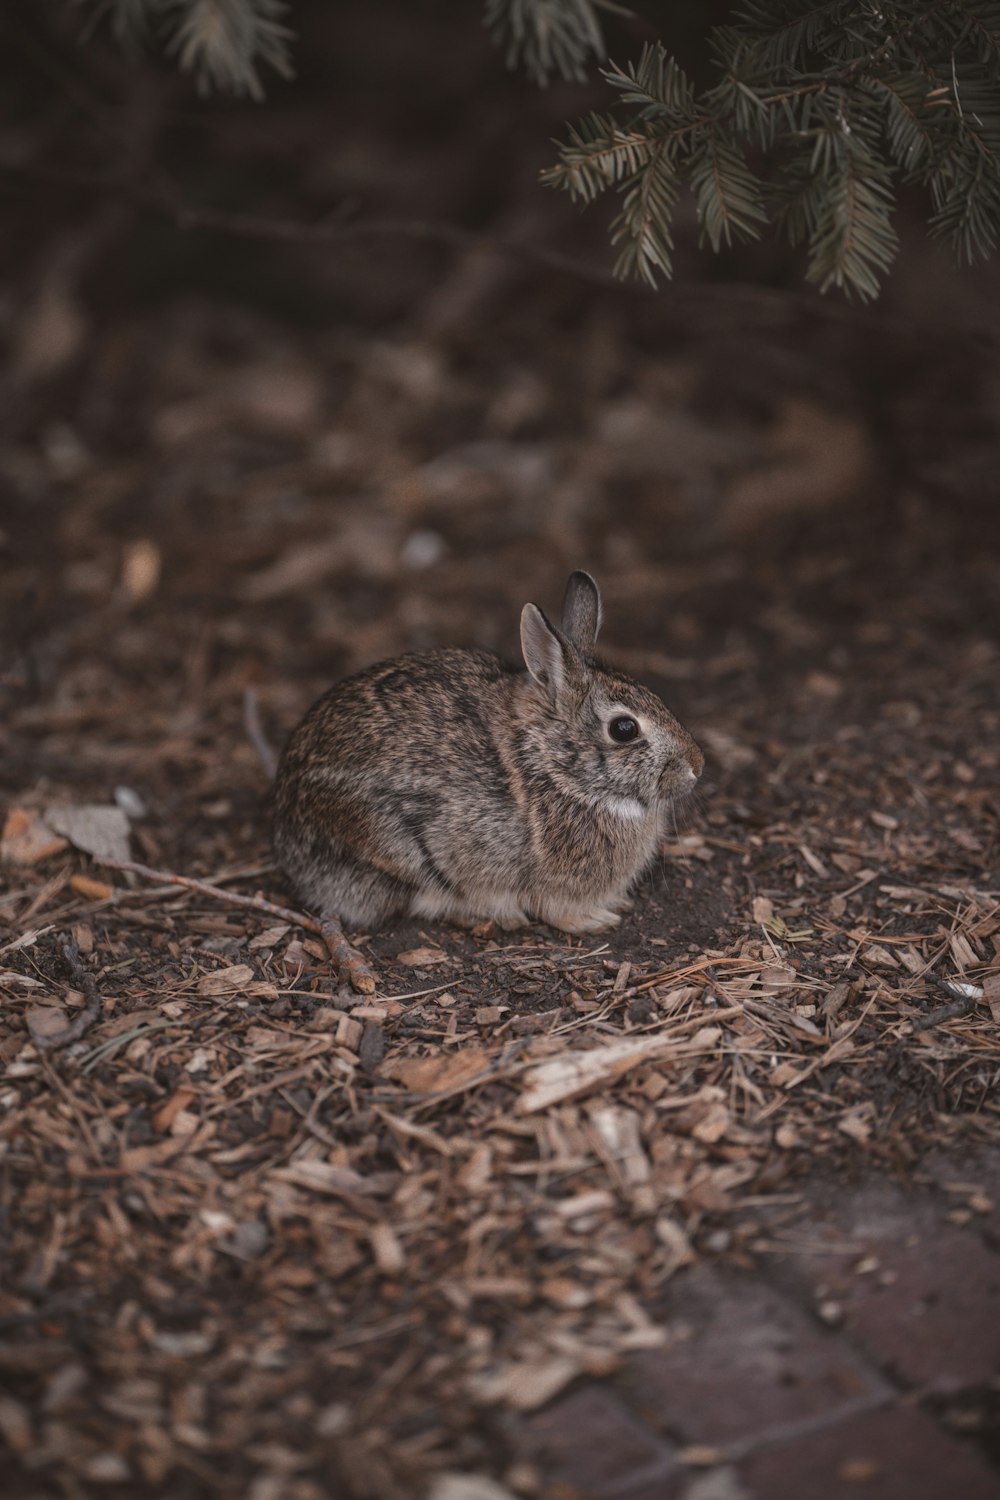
left=658, top=761, right=701, bottom=799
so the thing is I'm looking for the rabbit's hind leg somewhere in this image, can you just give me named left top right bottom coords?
left=293, top=848, right=415, bottom=931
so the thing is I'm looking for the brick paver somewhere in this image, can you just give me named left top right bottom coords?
left=770, top=1181, right=1000, bottom=1390
left=738, top=1403, right=1000, bottom=1500
left=521, top=1385, right=681, bottom=1499
left=622, top=1267, right=889, bottom=1449
left=516, top=1167, right=1000, bottom=1500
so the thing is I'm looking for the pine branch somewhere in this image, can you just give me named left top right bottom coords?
left=872, top=72, right=944, bottom=171
left=544, top=1, right=1000, bottom=299
left=483, top=0, right=611, bottom=84
left=609, top=138, right=679, bottom=284
left=77, top=0, right=152, bottom=45
left=804, top=141, right=900, bottom=300
left=729, top=0, right=852, bottom=75
left=687, top=131, right=768, bottom=249
left=65, top=0, right=1000, bottom=297
left=541, top=115, right=665, bottom=200
left=72, top=0, right=296, bottom=98
left=164, top=0, right=294, bottom=99
left=601, top=41, right=695, bottom=117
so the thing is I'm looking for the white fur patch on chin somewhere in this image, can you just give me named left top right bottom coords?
left=604, top=795, right=648, bottom=820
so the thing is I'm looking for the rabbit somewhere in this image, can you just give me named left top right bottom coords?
left=272, top=571, right=704, bottom=935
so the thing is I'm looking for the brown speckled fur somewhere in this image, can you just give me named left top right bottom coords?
left=273, top=573, right=703, bottom=933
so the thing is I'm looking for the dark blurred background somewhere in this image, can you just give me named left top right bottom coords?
left=1, top=0, right=998, bottom=854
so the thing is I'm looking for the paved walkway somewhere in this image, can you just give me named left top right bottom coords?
left=513, top=1153, right=1000, bottom=1499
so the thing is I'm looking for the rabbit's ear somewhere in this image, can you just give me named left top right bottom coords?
left=561, top=570, right=603, bottom=650
left=521, top=604, right=574, bottom=702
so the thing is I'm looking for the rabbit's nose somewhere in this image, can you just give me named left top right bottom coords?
left=687, top=744, right=705, bottom=779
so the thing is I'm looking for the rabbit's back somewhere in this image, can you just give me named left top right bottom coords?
left=279, top=647, right=519, bottom=782
left=273, top=648, right=530, bottom=925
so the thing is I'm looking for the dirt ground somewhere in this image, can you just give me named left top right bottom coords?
left=2, top=8, right=1000, bottom=1496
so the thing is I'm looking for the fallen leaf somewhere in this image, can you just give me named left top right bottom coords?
left=46, top=805, right=130, bottom=863
left=1, top=808, right=68, bottom=866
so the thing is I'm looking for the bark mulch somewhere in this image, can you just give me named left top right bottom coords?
left=1, top=296, right=999, bottom=1497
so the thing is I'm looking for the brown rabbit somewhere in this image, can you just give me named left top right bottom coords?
left=273, top=571, right=703, bottom=933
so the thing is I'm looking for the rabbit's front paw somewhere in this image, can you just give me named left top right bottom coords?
left=542, top=906, right=622, bottom=935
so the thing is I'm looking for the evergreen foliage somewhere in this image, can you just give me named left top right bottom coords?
left=76, top=0, right=294, bottom=99
left=484, top=0, right=610, bottom=85
left=69, top=0, right=1000, bottom=299
left=543, top=2, right=1000, bottom=299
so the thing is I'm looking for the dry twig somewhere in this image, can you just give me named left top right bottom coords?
left=319, top=916, right=377, bottom=995
left=30, top=938, right=103, bottom=1053
left=96, top=856, right=378, bottom=993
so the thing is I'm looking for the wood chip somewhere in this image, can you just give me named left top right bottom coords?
left=197, top=964, right=255, bottom=996
left=468, top=1355, right=579, bottom=1411
left=369, top=1222, right=406, bottom=1276
left=69, top=874, right=115, bottom=902
left=518, top=1028, right=721, bottom=1114
left=395, top=946, right=448, bottom=967
left=985, top=973, right=1000, bottom=1025
left=25, top=1006, right=70, bottom=1044
left=382, top=1044, right=492, bottom=1095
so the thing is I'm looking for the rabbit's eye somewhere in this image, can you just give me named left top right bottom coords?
left=608, top=716, right=640, bottom=744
